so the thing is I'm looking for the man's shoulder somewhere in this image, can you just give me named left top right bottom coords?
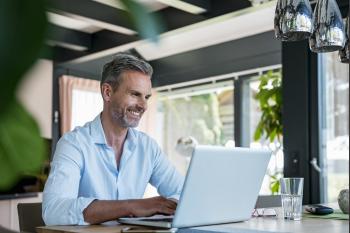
left=60, top=121, right=94, bottom=144
left=54, top=121, right=96, bottom=162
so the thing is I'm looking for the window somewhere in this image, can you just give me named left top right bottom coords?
left=154, top=82, right=234, bottom=176
left=319, top=52, right=349, bottom=202
left=152, top=65, right=283, bottom=195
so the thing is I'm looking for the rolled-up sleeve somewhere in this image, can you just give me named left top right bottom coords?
left=42, top=135, right=95, bottom=225
left=149, top=144, right=184, bottom=200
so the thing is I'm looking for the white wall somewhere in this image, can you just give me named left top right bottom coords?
left=0, top=194, right=42, bottom=231
left=17, top=59, right=53, bottom=139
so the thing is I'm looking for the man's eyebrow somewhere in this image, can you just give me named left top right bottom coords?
left=129, top=89, right=140, bottom=93
left=129, top=89, right=152, bottom=98
left=128, top=89, right=142, bottom=94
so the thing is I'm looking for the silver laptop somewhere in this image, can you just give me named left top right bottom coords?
left=118, top=145, right=271, bottom=229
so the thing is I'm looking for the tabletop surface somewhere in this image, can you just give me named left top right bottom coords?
left=37, top=209, right=349, bottom=233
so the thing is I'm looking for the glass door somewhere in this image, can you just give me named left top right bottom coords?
left=319, top=52, right=349, bottom=202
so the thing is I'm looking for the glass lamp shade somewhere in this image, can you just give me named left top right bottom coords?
left=338, top=18, right=349, bottom=63
left=274, top=0, right=313, bottom=41
left=309, top=0, right=345, bottom=53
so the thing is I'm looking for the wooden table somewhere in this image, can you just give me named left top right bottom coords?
left=37, top=207, right=349, bottom=233
left=195, top=214, right=348, bottom=233
left=37, top=223, right=126, bottom=233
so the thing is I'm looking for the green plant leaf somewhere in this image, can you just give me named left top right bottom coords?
left=254, top=121, right=263, bottom=141
left=0, top=101, right=46, bottom=190
left=120, top=0, right=164, bottom=43
left=0, top=1, right=47, bottom=112
left=269, top=128, right=277, bottom=142
left=270, top=180, right=280, bottom=194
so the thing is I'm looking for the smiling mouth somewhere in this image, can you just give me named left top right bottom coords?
left=127, top=109, right=143, bottom=117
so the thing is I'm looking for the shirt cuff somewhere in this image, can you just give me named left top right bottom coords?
left=167, top=194, right=181, bottom=201
left=76, top=197, right=96, bottom=225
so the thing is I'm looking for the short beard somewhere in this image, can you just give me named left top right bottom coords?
left=111, top=108, right=140, bottom=128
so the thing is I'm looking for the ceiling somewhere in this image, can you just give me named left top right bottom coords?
left=47, top=0, right=274, bottom=64
left=46, top=0, right=348, bottom=82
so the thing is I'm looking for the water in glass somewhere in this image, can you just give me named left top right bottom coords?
left=281, top=194, right=303, bottom=220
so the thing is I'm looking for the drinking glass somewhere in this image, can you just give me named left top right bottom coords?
left=280, top=177, right=304, bottom=220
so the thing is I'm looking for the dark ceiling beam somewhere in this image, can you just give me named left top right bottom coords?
left=185, top=0, right=211, bottom=10
left=47, top=23, right=91, bottom=51
left=157, top=0, right=251, bottom=32
left=91, top=30, right=139, bottom=50
left=158, top=7, right=207, bottom=31
left=53, top=30, right=139, bottom=63
left=47, top=0, right=136, bottom=34
left=203, top=0, right=252, bottom=17
left=182, top=0, right=210, bottom=11
left=52, top=46, right=88, bottom=63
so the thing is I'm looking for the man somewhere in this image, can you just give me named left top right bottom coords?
left=42, top=53, right=184, bottom=225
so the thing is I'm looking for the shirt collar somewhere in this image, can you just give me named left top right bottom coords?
left=90, top=114, right=107, bottom=144
left=90, top=114, right=137, bottom=148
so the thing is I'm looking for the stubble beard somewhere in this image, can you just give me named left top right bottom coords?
left=111, top=107, right=141, bottom=128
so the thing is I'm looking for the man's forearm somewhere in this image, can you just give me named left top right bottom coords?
left=83, top=196, right=177, bottom=224
left=83, top=199, right=132, bottom=224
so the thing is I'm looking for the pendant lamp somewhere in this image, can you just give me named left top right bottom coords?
left=274, top=0, right=313, bottom=41
left=309, top=0, right=345, bottom=52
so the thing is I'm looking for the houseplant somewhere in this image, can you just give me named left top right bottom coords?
left=0, top=1, right=47, bottom=190
left=254, top=70, right=283, bottom=194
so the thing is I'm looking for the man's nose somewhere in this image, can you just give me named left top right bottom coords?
left=137, top=97, right=147, bottom=110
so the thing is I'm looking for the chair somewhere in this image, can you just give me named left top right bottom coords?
left=255, top=195, right=282, bottom=208
left=17, top=203, right=45, bottom=233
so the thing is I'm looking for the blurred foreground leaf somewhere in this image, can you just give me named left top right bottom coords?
left=120, top=0, right=164, bottom=43
left=0, top=101, right=46, bottom=190
left=0, top=1, right=47, bottom=111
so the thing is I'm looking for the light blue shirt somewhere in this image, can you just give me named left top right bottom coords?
left=42, top=115, right=184, bottom=225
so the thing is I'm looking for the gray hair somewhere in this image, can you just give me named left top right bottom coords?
left=101, top=53, right=153, bottom=90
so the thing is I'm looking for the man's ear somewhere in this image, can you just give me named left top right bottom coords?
left=101, top=83, right=113, bottom=102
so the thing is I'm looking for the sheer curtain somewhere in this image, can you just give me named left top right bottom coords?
left=59, top=75, right=102, bottom=134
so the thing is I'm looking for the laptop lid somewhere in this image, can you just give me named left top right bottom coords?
left=118, top=146, right=271, bottom=229
left=172, top=145, right=271, bottom=228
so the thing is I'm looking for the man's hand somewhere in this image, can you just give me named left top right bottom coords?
left=128, top=196, right=177, bottom=217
